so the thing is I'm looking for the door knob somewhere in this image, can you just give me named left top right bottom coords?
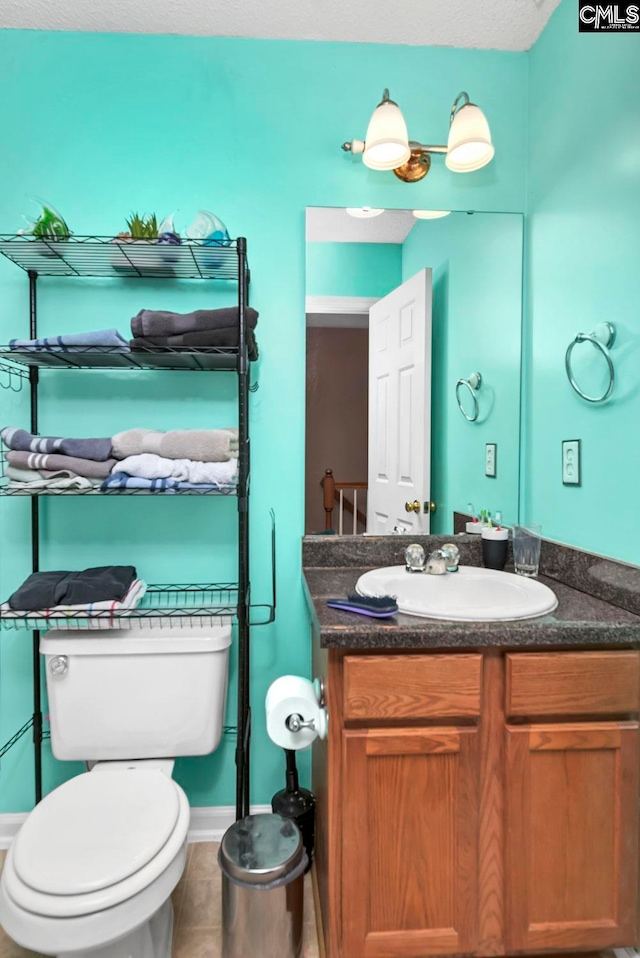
left=405, top=500, right=421, bottom=513
left=426, top=501, right=437, bottom=514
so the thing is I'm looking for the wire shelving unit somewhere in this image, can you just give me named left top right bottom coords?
left=0, top=235, right=270, bottom=820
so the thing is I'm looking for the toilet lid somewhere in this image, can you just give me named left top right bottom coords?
left=13, top=770, right=181, bottom=895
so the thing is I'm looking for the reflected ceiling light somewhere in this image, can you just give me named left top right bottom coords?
left=346, top=207, right=385, bottom=218
left=342, top=89, right=494, bottom=182
left=412, top=210, right=451, bottom=220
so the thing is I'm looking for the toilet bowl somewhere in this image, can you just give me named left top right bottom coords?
left=0, top=764, right=190, bottom=956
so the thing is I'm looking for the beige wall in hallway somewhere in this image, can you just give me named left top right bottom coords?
left=305, top=326, right=368, bottom=534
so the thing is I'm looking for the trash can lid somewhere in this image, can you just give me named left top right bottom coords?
left=219, top=813, right=303, bottom=884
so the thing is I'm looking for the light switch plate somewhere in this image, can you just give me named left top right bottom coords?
left=562, top=439, right=581, bottom=485
left=485, top=443, right=497, bottom=478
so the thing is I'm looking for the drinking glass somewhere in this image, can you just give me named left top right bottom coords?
left=513, top=524, right=542, bottom=577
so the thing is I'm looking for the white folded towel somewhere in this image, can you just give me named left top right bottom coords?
left=113, top=454, right=238, bottom=486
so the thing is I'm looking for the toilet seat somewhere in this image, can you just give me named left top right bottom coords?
left=3, top=771, right=190, bottom=918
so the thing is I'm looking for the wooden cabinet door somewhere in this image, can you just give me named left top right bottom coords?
left=342, top=727, right=479, bottom=958
left=505, top=722, right=639, bottom=952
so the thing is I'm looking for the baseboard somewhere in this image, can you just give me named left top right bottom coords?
left=187, top=804, right=271, bottom=843
left=0, top=813, right=28, bottom=849
left=0, top=804, right=271, bottom=849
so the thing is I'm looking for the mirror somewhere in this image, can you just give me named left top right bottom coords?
left=305, top=207, right=524, bottom=536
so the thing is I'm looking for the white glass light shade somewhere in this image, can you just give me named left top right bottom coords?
left=363, top=99, right=411, bottom=171
left=412, top=210, right=451, bottom=220
left=346, top=208, right=385, bottom=218
left=445, top=103, right=494, bottom=173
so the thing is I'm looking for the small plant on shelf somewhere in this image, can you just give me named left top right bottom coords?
left=116, top=213, right=159, bottom=242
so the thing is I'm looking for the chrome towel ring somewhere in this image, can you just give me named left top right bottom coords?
left=456, top=372, right=482, bottom=422
left=565, top=322, right=616, bottom=403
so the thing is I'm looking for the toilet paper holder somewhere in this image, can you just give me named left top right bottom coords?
left=265, top=675, right=329, bottom=750
left=286, top=713, right=317, bottom=733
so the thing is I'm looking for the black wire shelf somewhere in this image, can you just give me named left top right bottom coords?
left=0, top=345, right=241, bottom=372
left=0, top=482, right=238, bottom=497
left=0, top=235, right=246, bottom=281
left=0, top=582, right=240, bottom=630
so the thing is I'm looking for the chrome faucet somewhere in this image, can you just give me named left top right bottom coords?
left=404, top=542, right=460, bottom=575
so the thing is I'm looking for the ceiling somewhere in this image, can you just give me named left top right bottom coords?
left=0, top=0, right=562, bottom=52
left=306, top=208, right=418, bottom=244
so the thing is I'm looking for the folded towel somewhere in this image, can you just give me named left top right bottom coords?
left=1, top=428, right=112, bottom=462
left=112, top=428, right=238, bottom=462
left=5, top=465, right=71, bottom=481
left=114, top=454, right=238, bottom=485
left=130, top=327, right=258, bottom=362
left=7, top=451, right=116, bottom=479
left=9, top=329, right=130, bottom=352
left=102, top=473, right=232, bottom=494
left=1, top=579, right=147, bottom=624
left=131, top=307, right=259, bottom=338
left=7, top=566, right=137, bottom=611
left=7, top=474, right=98, bottom=492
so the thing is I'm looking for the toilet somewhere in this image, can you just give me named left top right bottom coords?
left=0, top=624, right=232, bottom=957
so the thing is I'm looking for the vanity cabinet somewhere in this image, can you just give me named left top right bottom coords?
left=313, top=647, right=640, bottom=958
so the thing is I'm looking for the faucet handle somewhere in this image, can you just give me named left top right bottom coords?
left=404, top=543, right=426, bottom=572
left=441, top=543, right=460, bottom=572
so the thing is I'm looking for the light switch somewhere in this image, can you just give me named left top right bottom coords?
left=562, top=439, right=581, bottom=485
left=485, top=443, right=497, bottom=478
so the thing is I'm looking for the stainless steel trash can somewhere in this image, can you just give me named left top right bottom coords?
left=219, top=812, right=307, bottom=958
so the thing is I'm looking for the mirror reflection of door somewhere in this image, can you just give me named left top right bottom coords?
left=368, top=269, right=432, bottom=535
left=304, top=207, right=523, bottom=537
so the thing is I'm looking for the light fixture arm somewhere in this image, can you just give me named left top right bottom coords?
left=450, top=91, right=471, bottom=125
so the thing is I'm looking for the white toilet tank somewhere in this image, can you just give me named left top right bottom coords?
left=40, top=625, right=232, bottom=761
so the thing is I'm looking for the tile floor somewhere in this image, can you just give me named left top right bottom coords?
left=0, top=843, right=320, bottom=958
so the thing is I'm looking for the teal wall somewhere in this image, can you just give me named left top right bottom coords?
left=0, top=30, right=527, bottom=812
left=523, top=0, right=640, bottom=565
left=306, top=242, right=401, bottom=298
left=402, top=213, right=522, bottom=533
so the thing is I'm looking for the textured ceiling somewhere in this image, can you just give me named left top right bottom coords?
left=0, top=0, right=562, bottom=52
left=306, top=208, right=418, bottom=244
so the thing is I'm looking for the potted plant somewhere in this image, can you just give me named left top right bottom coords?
left=19, top=202, right=72, bottom=258
left=112, top=213, right=165, bottom=272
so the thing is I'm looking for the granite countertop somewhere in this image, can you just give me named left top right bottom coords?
left=304, top=565, right=640, bottom=650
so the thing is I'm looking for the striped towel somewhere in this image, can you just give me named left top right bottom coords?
left=1, top=428, right=112, bottom=462
left=9, top=329, right=130, bottom=352
left=0, top=579, right=147, bottom=626
left=102, top=473, right=234, bottom=494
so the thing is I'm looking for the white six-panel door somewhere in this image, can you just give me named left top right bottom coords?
left=367, top=269, right=432, bottom=534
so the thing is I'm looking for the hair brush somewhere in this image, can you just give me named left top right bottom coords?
left=326, top=594, right=398, bottom=618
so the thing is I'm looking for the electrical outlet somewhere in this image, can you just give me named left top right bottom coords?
left=562, top=439, right=581, bottom=485
left=485, top=443, right=497, bottom=478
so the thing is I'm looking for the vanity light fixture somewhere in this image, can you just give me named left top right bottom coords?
left=345, top=207, right=385, bottom=218
left=413, top=210, right=451, bottom=220
left=343, top=89, right=494, bottom=183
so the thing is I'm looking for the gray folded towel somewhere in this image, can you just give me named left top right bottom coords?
left=1, top=427, right=112, bottom=462
left=7, top=450, right=117, bottom=479
left=130, top=327, right=259, bottom=362
left=131, top=307, right=259, bottom=338
left=112, top=428, right=239, bottom=462
left=8, top=566, right=137, bottom=610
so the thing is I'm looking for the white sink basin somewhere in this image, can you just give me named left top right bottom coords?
left=356, top=566, right=558, bottom=622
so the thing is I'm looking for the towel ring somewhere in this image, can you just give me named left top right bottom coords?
left=456, top=372, right=482, bottom=422
left=565, top=322, right=616, bottom=403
